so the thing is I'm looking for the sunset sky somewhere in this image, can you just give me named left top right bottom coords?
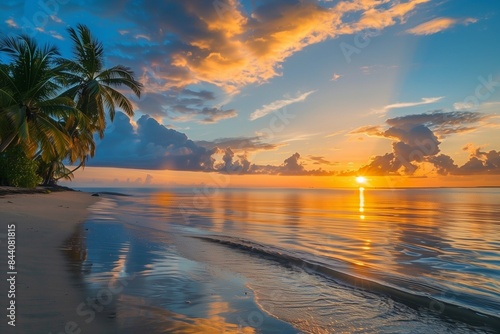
left=1, top=0, right=499, bottom=188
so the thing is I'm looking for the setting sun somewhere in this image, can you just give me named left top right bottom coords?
left=356, top=176, right=367, bottom=184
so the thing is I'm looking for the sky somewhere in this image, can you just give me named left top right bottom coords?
left=1, top=0, right=499, bottom=188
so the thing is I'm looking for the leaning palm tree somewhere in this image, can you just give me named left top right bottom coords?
left=39, top=112, right=96, bottom=185
left=52, top=24, right=142, bottom=181
left=59, top=24, right=143, bottom=139
left=0, top=35, right=77, bottom=160
left=37, top=154, right=75, bottom=186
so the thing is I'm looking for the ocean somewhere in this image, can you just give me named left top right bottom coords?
left=70, top=187, right=500, bottom=333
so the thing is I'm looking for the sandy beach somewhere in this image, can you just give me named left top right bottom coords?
left=0, top=190, right=112, bottom=333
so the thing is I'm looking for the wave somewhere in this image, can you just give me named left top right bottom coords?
left=193, top=234, right=500, bottom=331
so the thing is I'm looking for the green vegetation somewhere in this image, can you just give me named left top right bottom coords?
left=0, top=146, right=41, bottom=188
left=0, top=24, right=142, bottom=188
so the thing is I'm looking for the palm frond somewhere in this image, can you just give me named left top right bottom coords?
left=67, top=24, right=104, bottom=77
left=97, top=66, right=143, bottom=97
left=101, top=85, right=134, bottom=117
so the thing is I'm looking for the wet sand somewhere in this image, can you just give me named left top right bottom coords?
left=0, top=191, right=112, bottom=333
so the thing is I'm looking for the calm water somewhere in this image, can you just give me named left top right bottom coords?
left=74, top=187, right=500, bottom=333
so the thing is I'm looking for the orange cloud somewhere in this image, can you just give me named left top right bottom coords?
left=140, top=0, right=431, bottom=93
left=351, top=0, right=430, bottom=31
left=406, top=17, right=477, bottom=35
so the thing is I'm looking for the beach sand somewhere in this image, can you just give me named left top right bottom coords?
left=0, top=190, right=112, bottom=334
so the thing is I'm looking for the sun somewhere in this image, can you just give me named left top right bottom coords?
left=356, top=176, right=367, bottom=184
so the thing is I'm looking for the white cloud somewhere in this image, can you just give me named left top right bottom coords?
left=453, top=102, right=474, bottom=111
left=455, top=100, right=500, bottom=113
left=406, top=17, right=477, bottom=35
left=281, top=133, right=319, bottom=143
left=325, top=129, right=345, bottom=138
left=360, top=64, right=399, bottom=75
left=5, top=18, right=17, bottom=28
left=50, top=15, right=63, bottom=23
left=372, top=96, right=444, bottom=115
left=135, top=34, right=151, bottom=41
left=250, top=91, right=316, bottom=121
left=50, top=31, right=64, bottom=40
left=331, top=73, right=342, bottom=81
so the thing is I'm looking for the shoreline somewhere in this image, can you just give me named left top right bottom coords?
left=0, top=191, right=110, bottom=333
left=0, top=185, right=78, bottom=197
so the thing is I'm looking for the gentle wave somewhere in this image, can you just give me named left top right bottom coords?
left=194, top=234, right=500, bottom=330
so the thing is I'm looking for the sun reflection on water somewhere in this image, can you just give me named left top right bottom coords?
left=359, top=187, right=365, bottom=220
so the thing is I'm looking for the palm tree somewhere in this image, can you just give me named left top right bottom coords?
left=38, top=24, right=143, bottom=184
left=39, top=112, right=96, bottom=185
left=0, top=26, right=143, bottom=187
left=0, top=35, right=77, bottom=160
left=59, top=24, right=143, bottom=138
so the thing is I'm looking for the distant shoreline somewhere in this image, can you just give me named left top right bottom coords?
left=0, top=185, right=77, bottom=197
left=68, top=185, right=500, bottom=192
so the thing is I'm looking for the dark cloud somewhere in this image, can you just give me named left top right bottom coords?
left=89, top=113, right=336, bottom=176
left=131, top=90, right=236, bottom=124
left=457, top=158, right=485, bottom=175
left=89, top=113, right=216, bottom=171
left=308, top=155, right=337, bottom=166
left=349, top=125, right=384, bottom=137
left=196, top=136, right=281, bottom=152
left=427, top=154, right=457, bottom=176
left=281, top=152, right=306, bottom=175
left=352, top=111, right=492, bottom=140
left=131, top=92, right=170, bottom=119
left=385, top=111, right=491, bottom=138
left=215, top=150, right=339, bottom=176
left=357, top=153, right=402, bottom=176
left=354, top=111, right=496, bottom=176
left=182, top=89, right=216, bottom=100
left=216, top=147, right=253, bottom=174
left=171, top=106, right=237, bottom=124
left=360, top=124, right=441, bottom=175
left=456, top=148, right=500, bottom=175
left=199, top=107, right=237, bottom=123
left=213, top=148, right=335, bottom=176
left=249, top=153, right=335, bottom=176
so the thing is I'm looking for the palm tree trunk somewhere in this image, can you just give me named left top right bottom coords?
left=54, top=161, right=84, bottom=181
left=43, top=163, right=55, bottom=186
left=0, top=132, right=17, bottom=152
